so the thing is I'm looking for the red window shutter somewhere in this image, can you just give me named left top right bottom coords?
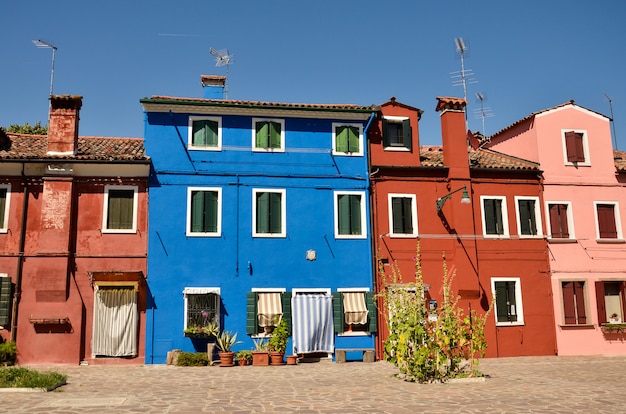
left=562, top=282, right=577, bottom=324
left=574, top=281, right=587, bottom=324
left=565, top=131, right=585, bottom=162
left=595, top=281, right=607, bottom=324
left=621, top=282, right=626, bottom=322
left=549, top=204, right=569, bottom=238
left=597, top=204, right=618, bottom=239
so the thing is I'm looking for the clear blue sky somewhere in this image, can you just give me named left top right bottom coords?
left=2, top=0, right=626, bottom=149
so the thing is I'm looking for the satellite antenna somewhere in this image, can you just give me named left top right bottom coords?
left=473, top=92, right=495, bottom=136
left=209, top=47, right=234, bottom=99
left=451, top=37, right=477, bottom=128
left=604, top=93, right=618, bottom=150
left=32, top=39, right=57, bottom=96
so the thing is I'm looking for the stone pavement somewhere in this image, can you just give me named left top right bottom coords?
left=1, top=355, right=625, bottom=413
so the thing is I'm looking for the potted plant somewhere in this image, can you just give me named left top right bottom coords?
left=236, top=349, right=253, bottom=366
left=252, top=337, right=270, bottom=366
left=609, top=313, right=621, bottom=324
left=268, top=318, right=289, bottom=365
left=216, top=331, right=241, bottom=367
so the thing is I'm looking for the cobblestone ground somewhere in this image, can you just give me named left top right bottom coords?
left=1, top=355, right=625, bottom=413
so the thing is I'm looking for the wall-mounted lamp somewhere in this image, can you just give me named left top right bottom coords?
left=435, top=185, right=471, bottom=211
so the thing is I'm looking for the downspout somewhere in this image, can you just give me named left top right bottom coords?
left=235, top=174, right=240, bottom=277
left=10, top=165, right=29, bottom=342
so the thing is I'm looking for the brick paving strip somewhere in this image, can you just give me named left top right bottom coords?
left=0, top=355, right=624, bottom=413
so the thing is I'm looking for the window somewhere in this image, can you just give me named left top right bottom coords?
left=183, top=287, right=221, bottom=332
left=561, top=281, right=588, bottom=325
left=246, top=290, right=289, bottom=336
left=595, top=281, right=626, bottom=324
left=480, top=196, right=509, bottom=237
left=0, top=274, right=11, bottom=328
left=515, top=196, right=542, bottom=237
left=332, top=123, right=363, bottom=156
left=562, top=129, right=589, bottom=165
left=187, top=187, right=222, bottom=237
left=388, top=194, right=417, bottom=237
left=253, top=118, right=284, bottom=152
left=547, top=202, right=574, bottom=239
left=253, top=189, right=286, bottom=237
left=594, top=202, right=622, bottom=240
left=492, top=278, right=524, bottom=326
left=334, top=191, right=366, bottom=238
left=188, top=116, right=221, bottom=150
left=102, top=186, right=138, bottom=233
left=333, top=289, right=377, bottom=335
left=382, top=116, right=412, bottom=150
left=0, top=184, right=10, bottom=233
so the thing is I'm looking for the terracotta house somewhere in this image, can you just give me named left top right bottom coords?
left=370, top=96, right=557, bottom=359
left=0, top=95, right=150, bottom=364
left=485, top=100, right=626, bottom=355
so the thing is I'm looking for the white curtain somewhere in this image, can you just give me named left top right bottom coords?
left=92, top=286, right=138, bottom=357
left=292, top=294, right=334, bottom=354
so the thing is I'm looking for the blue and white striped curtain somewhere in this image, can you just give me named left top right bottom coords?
left=92, top=286, right=138, bottom=357
left=292, top=294, right=334, bottom=354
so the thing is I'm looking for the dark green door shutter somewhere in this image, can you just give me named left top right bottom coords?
left=246, top=292, right=259, bottom=335
left=0, top=277, right=12, bottom=327
left=332, top=291, right=343, bottom=333
left=281, top=292, right=292, bottom=335
left=366, top=291, right=377, bottom=332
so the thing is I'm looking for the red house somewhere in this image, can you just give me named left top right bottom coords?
left=370, top=96, right=556, bottom=359
left=0, top=95, right=150, bottom=365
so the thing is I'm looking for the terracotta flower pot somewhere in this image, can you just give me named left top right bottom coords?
left=218, top=351, right=235, bottom=367
left=252, top=351, right=269, bottom=366
left=270, top=351, right=285, bottom=365
left=286, top=355, right=298, bottom=365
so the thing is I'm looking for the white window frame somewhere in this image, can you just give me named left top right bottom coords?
left=593, top=200, right=623, bottom=240
left=514, top=196, right=543, bottom=238
left=186, top=187, right=222, bottom=237
left=0, top=184, right=11, bottom=233
left=102, top=185, right=138, bottom=234
left=252, top=118, right=285, bottom=152
left=480, top=195, right=510, bottom=238
left=292, top=287, right=331, bottom=296
left=491, top=277, right=524, bottom=326
left=331, top=122, right=364, bottom=156
left=561, top=129, right=590, bottom=166
left=334, top=190, right=367, bottom=239
left=182, top=287, right=220, bottom=331
left=252, top=188, right=286, bottom=238
left=382, top=115, right=411, bottom=151
left=388, top=193, right=418, bottom=238
left=188, top=116, right=222, bottom=151
left=545, top=200, right=576, bottom=240
left=337, top=287, right=371, bottom=337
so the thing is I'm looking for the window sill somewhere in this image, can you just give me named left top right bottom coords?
left=337, top=331, right=370, bottom=337
left=188, top=146, right=222, bottom=151
left=495, top=322, right=524, bottom=327
left=547, top=238, right=578, bottom=244
left=332, top=152, right=364, bottom=157
left=559, top=324, right=595, bottom=330
left=596, top=239, right=626, bottom=244
left=383, top=146, right=411, bottom=152
left=388, top=233, right=419, bottom=238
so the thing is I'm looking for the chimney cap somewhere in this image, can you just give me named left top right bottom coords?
left=435, top=96, right=466, bottom=112
left=50, top=95, right=83, bottom=110
left=201, top=75, right=226, bottom=87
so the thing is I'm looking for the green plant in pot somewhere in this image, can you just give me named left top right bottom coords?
left=252, top=337, right=270, bottom=366
left=216, top=331, right=241, bottom=367
left=268, top=318, right=289, bottom=365
left=236, top=349, right=253, bottom=366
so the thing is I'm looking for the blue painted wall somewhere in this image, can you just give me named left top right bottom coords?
left=143, top=105, right=377, bottom=363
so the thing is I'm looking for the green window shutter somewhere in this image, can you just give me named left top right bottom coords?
left=366, top=291, right=377, bottom=332
left=256, top=122, right=269, bottom=148
left=381, top=118, right=390, bottom=147
left=392, top=197, right=403, bottom=233
left=402, top=119, right=412, bottom=151
left=108, top=190, right=134, bottom=230
left=203, top=191, right=218, bottom=232
left=0, top=189, right=6, bottom=227
left=269, top=192, right=282, bottom=234
left=484, top=199, right=502, bottom=235
left=332, top=291, right=343, bottom=333
left=0, top=277, right=12, bottom=327
left=192, top=120, right=217, bottom=146
left=347, top=126, right=360, bottom=153
left=336, top=126, right=348, bottom=152
left=519, top=200, right=536, bottom=235
left=269, top=122, right=281, bottom=149
left=190, top=191, right=204, bottom=232
left=281, top=293, right=292, bottom=336
left=349, top=194, right=362, bottom=235
left=246, top=292, right=259, bottom=335
left=256, top=192, right=269, bottom=233
left=337, top=194, right=351, bottom=235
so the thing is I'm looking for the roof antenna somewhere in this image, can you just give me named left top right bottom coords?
left=604, top=93, right=618, bottom=150
left=474, top=92, right=494, bottom=136
left=209, top=47, right=234, bottom=99
left=451, top=37, right=477, bottom=128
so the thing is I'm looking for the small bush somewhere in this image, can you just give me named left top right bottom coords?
left=0, top=341, right=16, bottom=366
left=0, top=367, right=66, bottom=389
left=176, top=352, right=208, bottom=366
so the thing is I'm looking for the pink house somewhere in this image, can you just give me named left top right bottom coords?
left=0, top=95, right=150, bottom=364
left=486, top=100, right=626, bottom=355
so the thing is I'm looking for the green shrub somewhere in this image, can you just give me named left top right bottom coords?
left=176, top=352, right=208, bottom=366
left=0, top=341, right=16, bottom=366
left=0, top=367, right=66, bottom=389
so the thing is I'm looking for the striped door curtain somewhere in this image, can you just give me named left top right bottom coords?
left=292, top=294, right=334, bottom=354
left=343, top=292, right=368, bottom=325
left=92, top=286, right=138, bottom=357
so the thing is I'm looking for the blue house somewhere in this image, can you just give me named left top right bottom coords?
left=141, top=76, right=378, bottom=364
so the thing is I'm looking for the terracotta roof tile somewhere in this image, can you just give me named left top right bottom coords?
left=0, top=133, right=149, bottom=161
left=419, top=146, right=539, bottom=171
left=614, top=149, right=626, bottom=172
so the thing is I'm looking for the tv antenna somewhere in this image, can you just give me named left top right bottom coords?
left=209, top=47, right=234, bottom=99
left=473, top=93, right=495, bottom=135
left=32, top=39, right=57, bottom=96
left=451, top=37, right=477, bottom=127
left=604, top=93, right=618, bottom=150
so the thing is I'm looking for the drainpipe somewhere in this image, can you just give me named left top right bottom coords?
left=10, top=165, right=29, bottom=342
left=364, top=111, right=378, bottom=355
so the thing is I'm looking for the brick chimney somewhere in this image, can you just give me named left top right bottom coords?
left=201, top=75, right=226, bottom=99
left=47, top=95, right=82, bottom=155
left=436, top=96, right=470, bottom=179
